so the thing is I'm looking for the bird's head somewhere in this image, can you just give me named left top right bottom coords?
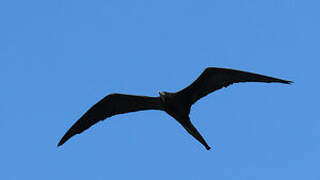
left=158, top=91, right=167, bottom=103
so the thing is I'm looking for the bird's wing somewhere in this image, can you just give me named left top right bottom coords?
left=177, top=67, right=292, bottom=106
left=58, top=93, right=163, bottom=146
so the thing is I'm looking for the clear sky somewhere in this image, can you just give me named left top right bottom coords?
left=1, top=0, right=319, bottom=179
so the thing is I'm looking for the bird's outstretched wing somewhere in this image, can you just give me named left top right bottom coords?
left=177, top=67, right=292, bottom=106
left=58, top=94, right=163, bottom=146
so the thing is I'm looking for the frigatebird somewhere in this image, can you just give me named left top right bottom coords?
left=58, top=67, right=292, bottom=150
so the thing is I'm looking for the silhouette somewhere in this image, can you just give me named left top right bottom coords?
left=58, top=67, right=292, bottom=150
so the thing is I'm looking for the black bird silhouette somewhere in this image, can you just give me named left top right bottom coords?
left=58, top=67, right=292, bottom=150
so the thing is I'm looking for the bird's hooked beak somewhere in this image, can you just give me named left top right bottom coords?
left=158, top=91, right=165, bottom=96
left=159, top=91, right=166, bottom=102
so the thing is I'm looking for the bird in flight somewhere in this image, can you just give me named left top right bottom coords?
left=58, top=67, right=292, bottom=150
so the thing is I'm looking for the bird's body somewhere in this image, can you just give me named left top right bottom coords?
left=159, top=91, right=211, bottom=149
left=58, top=67, right=292, bottom=150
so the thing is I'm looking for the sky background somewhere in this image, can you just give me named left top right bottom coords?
left=1, top=0, right=319, bottom=179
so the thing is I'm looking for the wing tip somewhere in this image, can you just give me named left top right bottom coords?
left=57, top=141, right=63, bottom=147
left=57, top=128, right=78, bottom=147
left=57, top=133, right=71, bottom=147
left=281, top=80, right=294, bottom=84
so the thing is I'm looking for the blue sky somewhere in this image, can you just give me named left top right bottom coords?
left=1, top=0, right=319, bottom=179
